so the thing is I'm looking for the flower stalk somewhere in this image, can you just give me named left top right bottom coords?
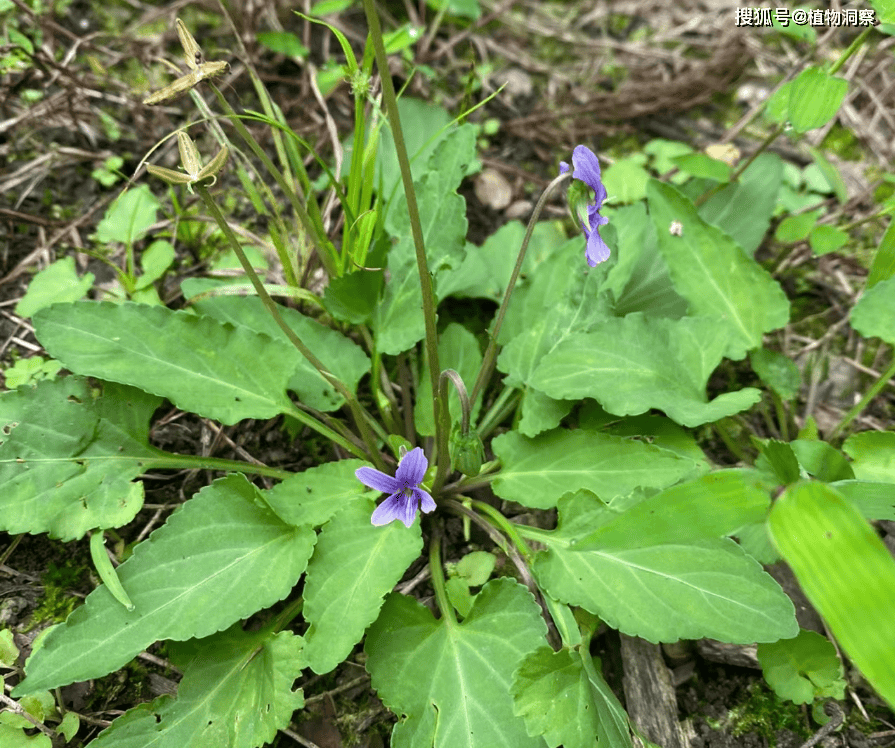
left=470, top=170, right=572, bottom=407
left=361, top=0, right=448, bottom=488
left=192, top=182, right=384, bottom=468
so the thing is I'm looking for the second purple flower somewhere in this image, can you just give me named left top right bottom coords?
left=560, top=145, right=611, bottom=267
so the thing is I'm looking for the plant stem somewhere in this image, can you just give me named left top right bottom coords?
left=361, top=0, right=448, bottom=488
left=139, top=452, right=294, bottom=479
left=470, top=500, right=532, bottom=560
left=477, top=386, right=521, bottom=438
left=829, top=26, right=872, bottom=75
left=194, top=183, right=384, bottom=468
left=695, top=123, right=784, bottom=208
left=428, top=524, right=458, bottom=626
left=828, top=355, right=895, bottom=441
left=470, top=172, right=572, bottom=407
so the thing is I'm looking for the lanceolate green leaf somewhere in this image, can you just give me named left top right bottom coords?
left=372, top=126, right=477, bottom=355
left=0, top=377, right=162, bottom=540
left=530, top=315, right=762, bottom=427
left=768, top=482, right=895, bottom=708
left=302, top=499, right=422, bottom=674
left=16, top=476, right=316, bottom=694
left=188, top=295, right=370, bottom=412
left=33, top=302, right=296, bottom=425
left=491, top=429, right=697, bottom=509
left=698, top=153, right=783, bottom=256
left=535, top=537, right=796, bottom=644
left=366, top=578, right=547, bottom=748
left=571, top=470, right=770, bottom=552
left=647, top=180, right=790, bottom=359
left=88, top=627, right=305, bottom=748
left=385, top=124, right=476, bottom=273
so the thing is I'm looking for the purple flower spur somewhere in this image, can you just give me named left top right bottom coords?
left=560, top=145, right=611, bottom=266
left=355, top=447, right=436, bottom=527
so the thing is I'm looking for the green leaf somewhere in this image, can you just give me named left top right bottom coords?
left=749, top=347, right=801, bottom=400
left=850, top=276, right=895, bottom=345
left=648, top=180, right=790, bottom=359
left=774, top=209, right=824, bottom=243
left=0, top=377, right=161, bottom=540
left=842, top=431, right=895, bottom=483
left=89, top=627, right=305, bottom=748
left=767, top=482, right=895, bottom=708
left=788, top=67, right=848, bottom=133
left=0, top=724, right=51, bottom=748
left=385, top=124, right=478, bottom=273
left=491, top=428, right=696, bottom=509
left=602, top=157, right=649, bottom=203
left=604, top=203, right=688, bottom=318
left=426, top=0, right=481, bottom=20
left=530, top=315, right=762, bottom=427
left=764, top=81, right=791, bottom=124
left=790, top=439, right=853, bottom=482
left=370, top=260, right=426, bottom=356
left=373, top=125, right=477, bottom=355
left=512, top=647, right=632, bottom=748
left=698, top=153, right=783, bottom=256
left=516, top=388, right=574, bottom=438
left=33, top=302, right=296, bottom=424
left=16, top=475, right=316, bottom=694
left=135, top=240, right=176, bottom=291
left=302, top=499, right=422, bottom=674
left=874, top=0, right=895, bottom=24
left=757, top=629, right=845, bottom=705
left=454, top=551, right=496, bottom=587
left=0, top=629, right=17, bottom=666
left=498, top=240, right=612, bottom=386
left=809, top=224, right=848, bottom=255
left=446, top=577, right=474, bottom=617
left=833, top=480, right=895, bottom=520
left=365, top=578, right=547, bottom=748
left=95, top=185, right=160, bottom=246
left=15, top=257, right=94, bottom=318
left=322, top=269, right=381, bottom=323
left=497, top=235, right=611, bottom=347
left=256, top=30, right=309, bottom=57
left=2, top=356, right=62, bottom=389
left=438, top=221, right=566, bottom=302
left=188, top=295, right=370, bottom=412
left=644, top=139, right=693, bottom=174
left=571, top=470, right=770, bottom=552
left=263, top=459, right=368, bottom=527
left=806, top=146, right=848, bottom=204
left=383, top=23, right=422, bottom=54
left=867, top=217, right=895, bottom=287
left=372, top=98, right=452, bottom=210
left=536, top=508, right=797, bottom=644
left=673, top=153, right=731, bottom=182
left=756, top=440, right=802, bottom=485
left=310, top=0, right=354, bottom=13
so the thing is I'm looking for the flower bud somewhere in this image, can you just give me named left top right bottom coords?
left=450, top=424, right=485, bottom=477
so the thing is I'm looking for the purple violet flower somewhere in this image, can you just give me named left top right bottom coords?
left=355, top=447, right=436, bottom=527
left=560, top=145, right=611, bottom=266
